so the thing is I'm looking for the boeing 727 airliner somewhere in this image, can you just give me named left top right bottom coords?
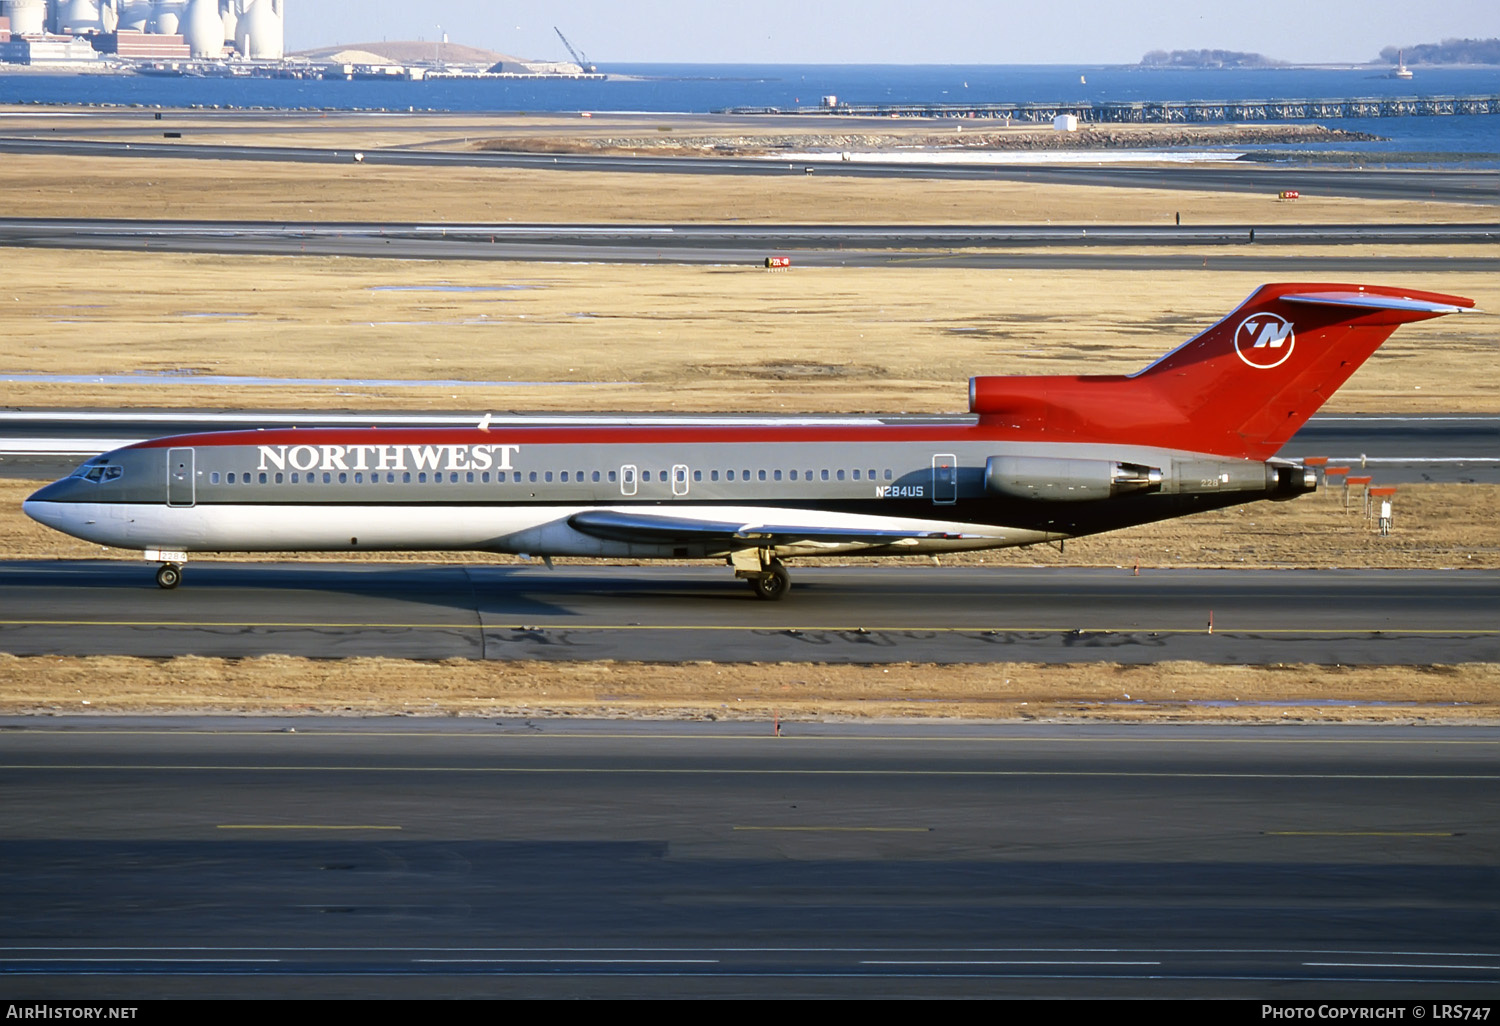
left=24, top=283, right=1476, bottom=599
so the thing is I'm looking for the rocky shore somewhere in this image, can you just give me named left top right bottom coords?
left=475, top=123, right=1380, bottom=157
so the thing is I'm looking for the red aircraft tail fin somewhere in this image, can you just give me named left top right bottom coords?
left=970, top=283, right=1476, bottom=459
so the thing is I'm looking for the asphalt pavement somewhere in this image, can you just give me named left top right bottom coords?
left=3, top=719, right=1495, bottom=998
left=1, top=562, right=1495, bottom=664
left=1, top=215, right=1496, bottom=268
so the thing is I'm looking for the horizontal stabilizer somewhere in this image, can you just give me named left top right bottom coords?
left=1282, top=291, right=1480, bottom=315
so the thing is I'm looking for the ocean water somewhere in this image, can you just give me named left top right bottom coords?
left=3, top=62, right=1498, bottom=162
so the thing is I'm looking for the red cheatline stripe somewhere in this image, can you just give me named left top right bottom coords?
left=130, top=425, right=997, bottom=448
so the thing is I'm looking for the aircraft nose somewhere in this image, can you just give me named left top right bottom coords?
left=21, top=497, right=56, bottom=528
left=26, top=478, right=80, bottom=504
left=23, top=478, right=81, bottom=527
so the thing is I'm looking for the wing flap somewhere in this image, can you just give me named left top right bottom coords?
left=568, top=509, right=975, bottom=547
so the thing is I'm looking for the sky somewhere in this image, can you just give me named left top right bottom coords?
left=287, top=0, right=1500, bottom=65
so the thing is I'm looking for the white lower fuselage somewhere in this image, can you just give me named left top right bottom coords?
left=23, top=499, right=1034, bottom=558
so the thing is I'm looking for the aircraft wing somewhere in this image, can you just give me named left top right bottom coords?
left=567, top=509, right=981, bottom=547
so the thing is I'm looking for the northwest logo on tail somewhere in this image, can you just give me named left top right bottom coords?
left=1233, top=312, right=1295, bottom=369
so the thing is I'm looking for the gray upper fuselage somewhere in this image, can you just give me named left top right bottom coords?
left=27, top=422, right=1295, bottom=540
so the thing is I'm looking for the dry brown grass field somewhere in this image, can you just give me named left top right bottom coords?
left=1, top=250, right=1495, bottom=414
left=2, top=654, right=1495, bottom=722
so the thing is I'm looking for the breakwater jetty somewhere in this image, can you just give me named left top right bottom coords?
left=722, top=95, right=1500, bottom=122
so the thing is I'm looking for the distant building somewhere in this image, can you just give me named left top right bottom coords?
left=0, top=0, right=280, bottom=63
left=487, top=57, right=582, bottom=75
left=92, top=27, right=189, bottom=56
left=0, top=32, right=101, bottom=61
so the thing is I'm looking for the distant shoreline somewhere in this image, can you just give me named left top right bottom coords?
left=3, top=60, right=1500, bottom=81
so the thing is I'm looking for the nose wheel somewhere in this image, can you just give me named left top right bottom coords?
left=155, top=563, right=182, bottom=590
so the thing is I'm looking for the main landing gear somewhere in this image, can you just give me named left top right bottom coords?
left=731, top=549, right=791, bottom=601
left=155, top=563, right=182, bottom=590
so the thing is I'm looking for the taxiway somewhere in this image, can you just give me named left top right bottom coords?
left=3, top=719, right=1495, bottom=998
left=1, top=563, right=1495, bottom=664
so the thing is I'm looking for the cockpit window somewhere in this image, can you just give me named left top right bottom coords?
left=77, top=465, right=123, bottom=483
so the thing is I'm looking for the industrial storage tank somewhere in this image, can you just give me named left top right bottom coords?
left=1, top=0, right=48, bottom=35
left=182, top=0, right=225, bottom=55
left=234, top=0, right=281, bottom=59
left=116, top=0, right=152, bottom=31
left=219, top=0, right=236, bottom=49
left=148, top=0, right=185, bottom=35
left=57, top=0, right=106, bottom=32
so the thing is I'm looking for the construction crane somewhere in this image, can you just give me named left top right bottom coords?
left=553, top=27, right=597, bottom=73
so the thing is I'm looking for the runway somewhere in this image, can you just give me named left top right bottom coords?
left=1, top=563, right=1495, bottom=664
left=3, top=720, right=1496, bottom=998
left=6, top=410, right=1497, bottom=483
left=1, top=215, right=1496, bottom=269
left=3, top=134, right=1498, bottom=203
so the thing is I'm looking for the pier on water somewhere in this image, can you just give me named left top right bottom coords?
left=722, top=96, right=1500, bottom=122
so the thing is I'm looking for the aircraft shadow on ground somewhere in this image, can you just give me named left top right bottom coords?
left=0, top=558, right=778, bottom=621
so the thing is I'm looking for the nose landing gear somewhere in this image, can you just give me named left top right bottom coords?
left=145, top=549, right=189, bottom=590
